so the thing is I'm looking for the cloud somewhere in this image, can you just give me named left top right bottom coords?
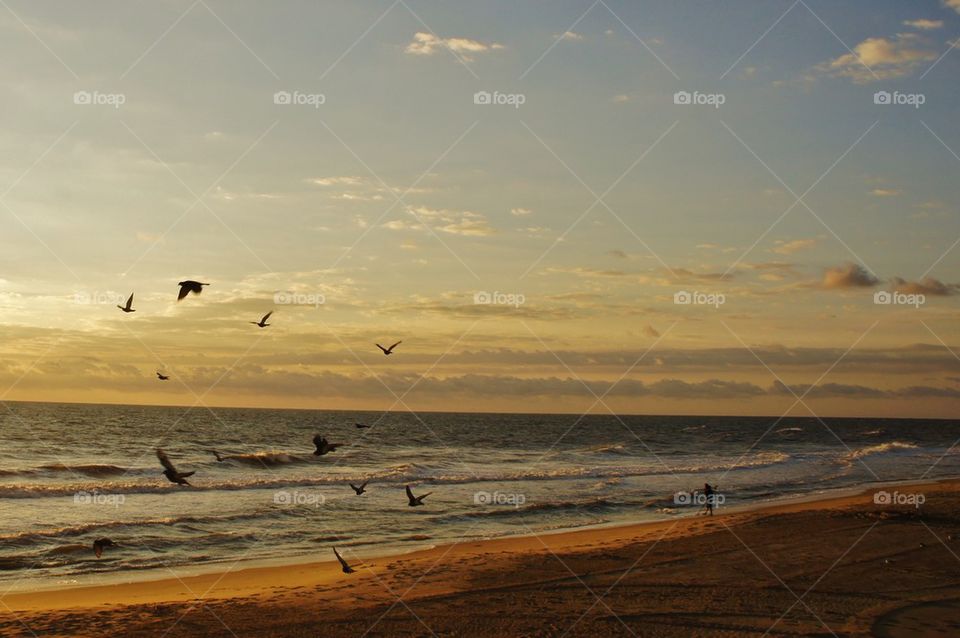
left=381, top=206, right=497, bottom=237
left=945, top=0, right=960, bottom=14
left=771, top=239, right=817, bottom=255
left=822, top=262, right=879, bottom=289
left=557, top=31, right=583, bottom=41
left=307, top=176, right=363, bottom=186
left=890, top=276, right=958, bottom=296
left=608, top=250, right=629, bottom=259
left=903, top=19, right=944, bottom=30
left=870, top=188, right=901, bottom=197
left=819, top=33, right=937, bottom=83
left=510, top=207, right=533, bottom=216
left=612, top=94, right=631, bottom=103
left=405, top=32, right=503, bottom=60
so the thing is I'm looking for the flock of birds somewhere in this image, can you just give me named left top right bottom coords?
left=94, top=279, right=413, bottom=574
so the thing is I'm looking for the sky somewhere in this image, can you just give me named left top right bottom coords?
left=1, top=0, right=960, bottom=417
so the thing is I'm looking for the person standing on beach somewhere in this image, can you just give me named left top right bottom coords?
left=702, top=483, right=716, bottom=516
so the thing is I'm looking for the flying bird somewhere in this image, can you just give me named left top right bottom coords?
left=355, top=423, right=370, bottom=429
left=406, top=485, right=431, bottom=507
left=93, top=538, right=116, bottom=558
left=350, top=481, right=368, bottom=495
left=177, top=280, right=209, bottom=301
left=156, top=372, right=170, bottom=381
left=333, top=547, right=355, bottom=574
left=376, top=341, right=402, bottom=356
left=156, top=449, right=195, bottom=486
left=313, top=435, right=343, bottom=456
left=250, top=311, right=273, bottom=328
left=117, top=293, right=135, bottom=313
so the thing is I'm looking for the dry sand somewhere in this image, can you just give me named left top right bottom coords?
left=3, top=480, right=960, bottom=637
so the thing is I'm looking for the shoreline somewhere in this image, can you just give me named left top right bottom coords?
left=5, top=476, right=954, bottom=613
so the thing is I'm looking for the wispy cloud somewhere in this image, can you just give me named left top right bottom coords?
left=405, top=32, right=504, bottom=60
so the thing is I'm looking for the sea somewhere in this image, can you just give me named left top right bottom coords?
left=1, top=401, right=957, bottom=591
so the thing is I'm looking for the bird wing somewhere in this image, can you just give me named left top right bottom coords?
left=376, top=343, right=387, bottom=353
left=419, top=492, right=432, bottom=501
left=262, top=311, right=273, bottom=323
left=156, top=449, right=177, bottom=473
left=333, top=547, right=348, bottom=568
left=179, top=471, right=195, bottom=479
left=126, top=293, right=134, bottom=308
left=360, top=481, right=368, bottom=489
left=406, top=485, right=415, bottom=502
left=389, top=341, right=402, bottom=351
left=177, top=284, right=190, bottom=301
left=313, top=434, right=325, bottom=449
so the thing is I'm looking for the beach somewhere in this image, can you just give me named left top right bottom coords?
left=4, top=479, right=959, bottom=637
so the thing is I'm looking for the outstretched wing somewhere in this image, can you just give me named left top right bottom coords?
left=406, top=485, right=415, bottom=502
left=333, top=547, right=349, bottom=568
left=313, top=434, right=325, bottom=449
left=156, top=449, right=177, bottom=473
left=375, top=343, right=387, bottom=353
left=261, top=311, right=273, bottom=323
left=126, top=293, right=134, bottom=308
left=177, top=284, right=190, bottom=301
left=389, top=341, right=402, bottom=351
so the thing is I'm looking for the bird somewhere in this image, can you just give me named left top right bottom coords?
left=93, top=538, right=116, bottom=558
left=209, top=450, right=225, bottom=462
left=350, top=481, right=368, bottom=495
left=177, top=280, right=209, bottom=301
left=250, top=311, right=273, bottom=328
left=355, top=423, right=370, bottom=429
left=157, top=449, right=195, bottom=486
left=117, top=293, right=135, bottom=313
left=313, top=435, right=343, bottom=456
left=406, top=485, right=431, bottom=507
left=333, top=547, right=354, bottom=574
left=376, top=341, right=401, bottom=356
left=156, top=372, right=170, bottom=381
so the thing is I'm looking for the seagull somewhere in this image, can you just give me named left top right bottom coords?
left=350, top=481, right=368, bottom=495
left=157, top=449, right=195, bottom=486
left=313, top=435, right=343, bottom=456
left=355, top=423, right=370, bottom=429
left=250, top=311, right=273, bottom=328
left=156, top=372, right=170, bottom=381
left=333, top=547, right=354, bottom=574
left=117, top=293, right=135, bottom=313
left=177, top=280, right=209, bottom=301
left=376, top=341, right=401, bottom=356
left=93, top=538, right=116, bottom=558
left=406, top=485, right=431, bottom=507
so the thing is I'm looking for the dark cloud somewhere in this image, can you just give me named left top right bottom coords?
left=822, top=262, right=879, bottom=289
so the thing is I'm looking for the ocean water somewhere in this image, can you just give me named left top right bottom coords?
left=1, top=401, right=958, bottom=591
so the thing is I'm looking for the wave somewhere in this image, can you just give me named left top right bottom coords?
left=444, top=498, right=615, bottom=520
left=211, top=451, right=308, bottom=467
left=845, top=441, right=919, bottom=461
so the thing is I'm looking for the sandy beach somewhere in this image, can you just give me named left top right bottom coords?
left=3, top=479, right=959, bottom=637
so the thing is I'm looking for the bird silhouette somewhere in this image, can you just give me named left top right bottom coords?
left=177, top=280, right=209, bottom=301
left=93, top=538, right=116, bottom=558
left=406, top=485, right=431, bottom=507
left=156, top=372, right=170, bottom=381
left=350, top=481, right=368, bottom=495
left=156, top=449, right=195, bottom=486
left=117, top=293, right=135, bottom=313
left=313, top=435, right=343, bottom=456
left=355, top=423, right=370, bottom=429
left=250, top=311, right=273, bottom=328
left=333, top=547, right=354, bottom=574
left=376, top=341, right=401, bottom=356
